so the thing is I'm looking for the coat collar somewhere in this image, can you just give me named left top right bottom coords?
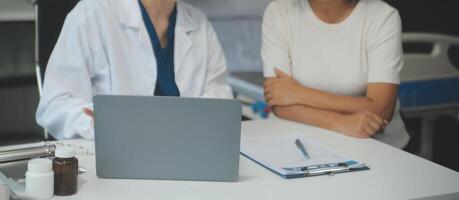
left=118, top=0, right=196, bottom=81
left=118, top=0, right=196, bottom=33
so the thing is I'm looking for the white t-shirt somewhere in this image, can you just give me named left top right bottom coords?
left=261, top=0, right=410, bottom=148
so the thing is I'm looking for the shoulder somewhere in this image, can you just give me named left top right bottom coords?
left=363, top=0, right=401, bottom=23
left=262, top=0, right=304, bottom=31
left=264, top=0, right=302, bottom=18
left=64, top=0, right=118, bottom=28
left=67, top=0, right=116, bottom=18
left=361, top=0, right=402, bottom=39
left=178, top=1, right=208, bottom=20
left=177, top=1, right=210, bottom=29
left=60, top=0, right=120, bottom=50
left=364, top=0, right=398, bottom=14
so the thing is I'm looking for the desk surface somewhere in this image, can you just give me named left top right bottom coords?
left=54, top=119, right=459, bottom=200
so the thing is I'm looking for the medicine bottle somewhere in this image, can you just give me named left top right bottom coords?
left=0, top=183, right=10, bottom=200
left=25, top=158, right=54, bottom=199
left=53, top=147, right=78, bottom=196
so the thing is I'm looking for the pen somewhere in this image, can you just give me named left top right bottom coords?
left=295, top=139, right=310, bottom=160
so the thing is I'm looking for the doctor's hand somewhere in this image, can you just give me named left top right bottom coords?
left=83, top=108, right=93, bottom=118
left=264, top=68, right=305, bottom=107
left=333, top=110, right=387, bottom=138
left=83, top=108, right=95, bottom=129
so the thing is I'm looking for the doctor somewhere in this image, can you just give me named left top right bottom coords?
left=36, top=0, right=233, bottom=139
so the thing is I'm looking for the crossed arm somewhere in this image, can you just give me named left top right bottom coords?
left=264, top=68, right=399, bottom=138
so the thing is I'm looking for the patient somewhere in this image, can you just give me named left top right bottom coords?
left=261, top=0, right=409, bottom=148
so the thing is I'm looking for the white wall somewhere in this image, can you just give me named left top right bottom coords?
left=186, top=0, right=271, bottom=18
left=187, top=0, right=272, bottom=72
left=0, top=0, right=34, bottom=21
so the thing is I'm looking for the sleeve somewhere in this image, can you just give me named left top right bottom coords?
left=200, top=21, right=234, bottom=99
left=367, top=10, right=403, bottom=84
left=260, top=1, right=292, bottom=78
left=36, top=5, right=96, bottom=140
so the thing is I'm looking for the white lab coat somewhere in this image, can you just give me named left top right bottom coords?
left=36, top=0, right=233, bottom=139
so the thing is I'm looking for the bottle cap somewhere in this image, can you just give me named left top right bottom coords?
left=28, top=158, right=52, bottom=173
left=55, top=147, right=76, bottom=158
left=0, top=183, right=10, bottom=200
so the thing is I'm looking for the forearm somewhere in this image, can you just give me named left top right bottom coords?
left=263, top=72, right=397, bottom=122
left=272, top=105, right=341, bottom=133
left=297, top=87, right=395, bottom=120
left=298, top=87, right=376, bottom=113
left=36, top=95, right=94, bottom=139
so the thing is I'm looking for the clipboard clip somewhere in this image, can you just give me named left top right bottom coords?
left=304, top=166, right=350, bottom=177
left=283, top=163, right=351, bottom=177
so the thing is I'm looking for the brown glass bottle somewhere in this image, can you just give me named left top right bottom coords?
left=53, top=147, right=78, bottom=196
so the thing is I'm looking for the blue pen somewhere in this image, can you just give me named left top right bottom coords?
left=295, top=139, right=310, bottom=160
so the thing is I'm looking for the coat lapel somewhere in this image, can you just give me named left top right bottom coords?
left=118, top=0, right=157, bottom=93
left=174, top=1, right=197, bottom=76
left=117, top=0, right=196, bottom=81
left=118, top=0, right=152, bottom=52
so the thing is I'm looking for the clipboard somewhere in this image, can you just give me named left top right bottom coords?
left=241, top=153, right=369, bottom=179
left=240, top=134, right=370, bottom=179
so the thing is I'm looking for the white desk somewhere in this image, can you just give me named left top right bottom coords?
left=54, top=119, right=459, bottom=200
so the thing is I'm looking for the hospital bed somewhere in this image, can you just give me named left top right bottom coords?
left=400, top=33, right=459, bottom=110
left=399, top=33, right=459, bottom=159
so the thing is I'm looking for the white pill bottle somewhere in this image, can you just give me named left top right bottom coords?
left=0, top=182, right=10, bottom=200
left=25, top=158, right=54, bottom=200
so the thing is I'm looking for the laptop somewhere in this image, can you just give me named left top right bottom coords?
left=93, top=95, right=242, bottom=182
